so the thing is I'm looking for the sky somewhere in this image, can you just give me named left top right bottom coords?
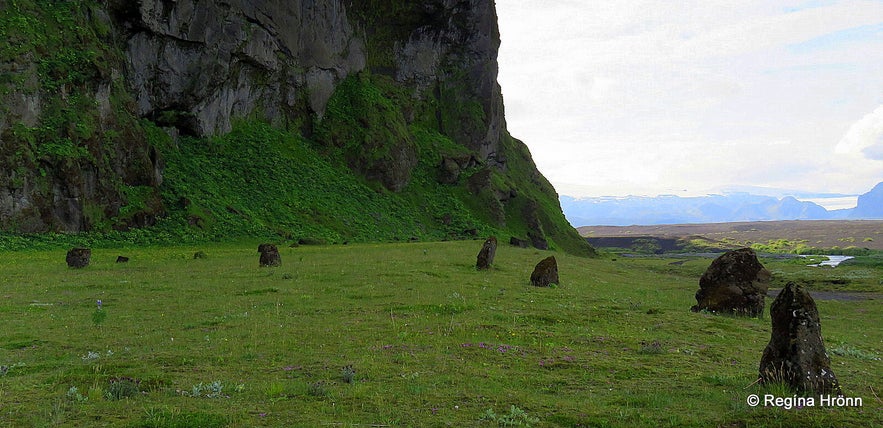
left=496, top=0, right=883, bottom=209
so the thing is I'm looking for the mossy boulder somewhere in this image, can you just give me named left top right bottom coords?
left=691, top=248, right=771, bottom=317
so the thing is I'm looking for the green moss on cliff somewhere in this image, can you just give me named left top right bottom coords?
left=316, top=72, right=417, bottom=192
left=0, top=0, right=161, bottom=231
left=1, top=1, right=592, bottom=256
left=154, top=120, right=486, bottom=243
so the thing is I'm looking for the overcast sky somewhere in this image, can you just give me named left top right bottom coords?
left=496, top=0, right=883, bottom=206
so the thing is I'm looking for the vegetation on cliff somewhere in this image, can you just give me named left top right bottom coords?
left=0, top=0, right=593, bottom=255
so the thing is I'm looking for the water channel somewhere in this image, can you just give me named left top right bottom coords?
left=803, top=255, right=854, bottom=267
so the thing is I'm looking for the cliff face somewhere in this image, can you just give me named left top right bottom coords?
left=0, top=1, right=163, bottom=232
left=0, top=0, right=592, bottom=254
left=119, top=0, right=365, bottom=136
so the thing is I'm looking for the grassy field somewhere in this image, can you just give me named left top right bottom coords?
left=1, top=241, right=881, bottom=427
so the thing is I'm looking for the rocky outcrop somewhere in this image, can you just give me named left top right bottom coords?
left=438, top=155, right=479, bottom=185
left=523, top=200, right=549, bottom=250
left=759, top=282, right=842, bottom=395
left=509, top=237, right=529, bottom=248
left=119, top=0, right=365, bottom=136
left=0, top=2, right=164, bottom=232
left=691, top=248, right=771, bottom=317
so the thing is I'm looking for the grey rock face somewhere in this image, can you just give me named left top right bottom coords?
left=1, top=1, right=543, bottom=241
left=691, top=248, right=771, bottom=317
left=124, top=0, right=366, bottom=136
left=759, top=282, right=842, bottom=395
left=388, top=0, right=505, bottom=162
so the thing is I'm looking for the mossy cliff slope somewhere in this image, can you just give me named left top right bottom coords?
left=0, top=0, right=593, bottom=255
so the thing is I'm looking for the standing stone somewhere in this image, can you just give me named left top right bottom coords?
left=530, top=256, right=559, bottom=287
left=691, top=248, right=771, bottom=317
left=759, top=282, right=842, bottom=395
left=66, top=248, right=91, bottom=268
left=258, top=243, right=281, bottom=267
left=476, top=236, right=498, bottom=270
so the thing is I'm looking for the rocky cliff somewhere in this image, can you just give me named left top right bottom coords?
left=0, top=0, right=593, bottom=255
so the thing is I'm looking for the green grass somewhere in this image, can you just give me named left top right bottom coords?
left=0, top=241, right=880, bottom=427
left=762, top=255, right=883, bottom=292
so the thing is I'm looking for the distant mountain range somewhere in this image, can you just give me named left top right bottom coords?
left=561, top=182, right=883, bottom=226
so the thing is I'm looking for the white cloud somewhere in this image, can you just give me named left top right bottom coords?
left=496, top=0, right=883, bottom=197
left=835, top=105, right=883, bottom=159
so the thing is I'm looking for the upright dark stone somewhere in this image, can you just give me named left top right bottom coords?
left=476, top=236, right=498, bottom=270
left=66, top=248, right=91, bottom=268
left=258, top=243, right=281, bottom=267
left=691, top=248, right=770, bottom=317
left=530, top=256, right=558, bottom=287
left=759, top=282, right=842, bottom=395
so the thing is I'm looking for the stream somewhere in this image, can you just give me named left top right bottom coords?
left=803, top=255, right=854, bottom=267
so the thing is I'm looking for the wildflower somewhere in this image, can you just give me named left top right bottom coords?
left=96, top=299, right=102, bottom=309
